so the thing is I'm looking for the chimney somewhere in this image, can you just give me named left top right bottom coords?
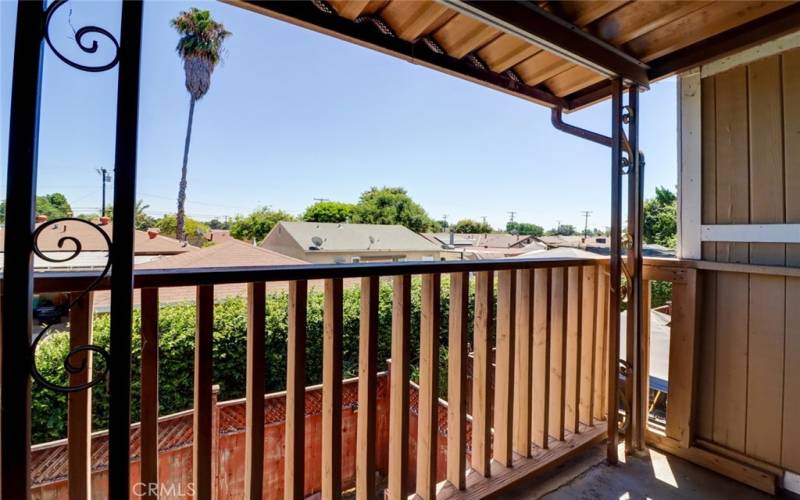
left=147, top=228, right=160, bottom=239
left=449, top=230, right=454, bottom=246
left=35, top=214, right=47, bottom=223
left=99, top=216, right=110, bottom=226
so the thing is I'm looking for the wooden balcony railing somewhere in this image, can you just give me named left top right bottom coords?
left=31, top=257, right=612, bottom=499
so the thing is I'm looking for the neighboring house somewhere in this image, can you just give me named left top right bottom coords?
left=0, top=217, right=194, bottom=272
left=535, top=235, right=675, bottom=258
left=93, top=239, right=337, bottom=310
left=423, top=232, right=547, bottom=259
left=261, top=222, right=450, bottom=264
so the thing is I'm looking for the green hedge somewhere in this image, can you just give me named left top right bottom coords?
left=32, top=277, right=482, bottom=444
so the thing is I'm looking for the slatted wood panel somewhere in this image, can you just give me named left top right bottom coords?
left=493, top=270, right=515, bottom=467
left=665, top=269, right=700, bottom=448
left=68, top=292, right=93, bottom=500
left=579, top=266, right=597, bottom=426
left=447, top=272, right=469, bottom=489
left=322, top=279, right=343, bottom=499
left=471, top=271, right=493, bottom=476
left=513, top=269, right=533, bottom=457
left=388, top=276, right=410, bottom=499
left=356, top=277, right=379, bottom=498
left=139, top=289, right=159, bottom=499
left=416, top=274, right=440, bottom=498
left=532, top=268, right=552, bottom=449
left=286, top=280, right=307, bottom=499
left=698, top=48, right=800, bottom=472
left=548, top=267, right=568, bottom=441
left=564, top=267, right=583, bottom=434
left=194, top=285, right=214, bottom=500
left=593, top=268, right=609, bottom=422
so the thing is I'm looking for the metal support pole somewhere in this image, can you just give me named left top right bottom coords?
left=627, top=87, right=646, bottom=452
left=1, top=2, right=45, bottom=498
left=108, top=2, right=144, bottom=496
left=607, top=78, right=624, bottom=464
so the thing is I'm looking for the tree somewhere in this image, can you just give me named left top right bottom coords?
left=171, top=8, right=231, bottom=241
left=229, top=207, right=296, bottom=242
left=546, top=224, right=577, bottom=236
left=351, top=187, right=436, bottom=233
left=303, top=201, right=355, bottom=223
left=644, top=186, right=677, bottom=248
left=453, top=219, right=493, bottom=234
left=506, top=221, right=543, bottom=236
left=207, top=218, right=230, bottom=230
left=155, top=213, right=209, bottom=247
left=102, top=200, right=155, bottom=230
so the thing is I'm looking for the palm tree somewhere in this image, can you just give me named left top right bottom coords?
left=171, top=8, right=231, bottom=241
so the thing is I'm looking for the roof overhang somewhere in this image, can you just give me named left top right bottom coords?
left=229, top=0, right=800, bottom=111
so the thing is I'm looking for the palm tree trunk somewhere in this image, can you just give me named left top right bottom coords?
left=176, top=95, right=196, bottom=241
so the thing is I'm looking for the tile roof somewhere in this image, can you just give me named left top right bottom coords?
left=92, top=240, right=356, bottom=308
left=266, top=222, right=442, bottom=253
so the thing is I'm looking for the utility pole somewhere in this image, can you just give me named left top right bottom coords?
left=96, top=167, right=111, bottom=216
left=481, top=216, right=488, bottom=226
left=507, top=211, right=516, bottom=223
left=581, top=210, right=592, bottom=239
left=313, top=197, right=330, bottom=203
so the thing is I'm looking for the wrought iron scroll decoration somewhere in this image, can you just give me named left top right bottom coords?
left=43, top=0, right=120, bottom=73
left=30, top=219, right=113, bottom=393
left=31, top=0, right=120, bottom=393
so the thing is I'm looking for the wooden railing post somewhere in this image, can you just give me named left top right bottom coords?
left=416, top=273, right=441, bottom=499
left=388, top=275, right=411, bottom=499
left=140, top=288, right=159, bottom=499
left=285, top=280, right=307, bottom=499
left=593, top=266, right=610, bottom=422
left=666, top=268, right=701, bottom=448
left=211, top=385, right=220, bottom=500
left=566, top=267, right=583, bottom=434
left=549, top=267, right=569, bottom=441
left=579, top=266, right=598, bottom=427
left=513, top=269, right=533, bottom=458
left=356, top=277, right=379, bottom=499
left=245, top=282, right=266, bottom=499
left=194, top=285, right=214, bottom=500
left=447, top=272, right=469, bottom=489
left=68, top=291, right=93, bottom=500
left=471, top=271, right=493, bottom=477
left=532, top=268, right=552, bottom=449
left=635, top=280, right=651, bottom=450
left=323, top=279, right=344, bottom=500
left=493, top=270, right=516, bottom=467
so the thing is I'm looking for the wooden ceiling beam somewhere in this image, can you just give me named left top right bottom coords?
left=568, top=3, right=800, bottom=111
left=232, top=0, right=568, bottom=108
left=441, top=0, right=650, bottom=87
left=648, top=2, right=800, bottom=80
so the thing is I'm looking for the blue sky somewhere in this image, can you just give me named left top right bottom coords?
left=1, top=1, right=677, bottom=231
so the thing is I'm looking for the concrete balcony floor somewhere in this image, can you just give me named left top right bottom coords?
left=506, top=444, right=800, bottom=500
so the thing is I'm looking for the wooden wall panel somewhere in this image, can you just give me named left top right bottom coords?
left=782, top=48, right=800, bottom=474
left=698, top=48, right=800, bottom=471
left=784, top=278, right=800, bottom=473
left=785, top=48, right=800, bottom=266
left=713, top=65, right=749, bottom=264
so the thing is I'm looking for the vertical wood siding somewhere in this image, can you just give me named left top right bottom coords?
left=698, top=47, right=800, bottom=472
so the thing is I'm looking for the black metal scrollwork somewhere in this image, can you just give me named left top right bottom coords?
left=44, top=0, right=120, bottom=73
left=30, top=218, right=112, bottom=393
